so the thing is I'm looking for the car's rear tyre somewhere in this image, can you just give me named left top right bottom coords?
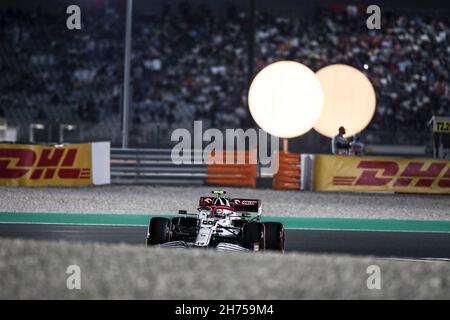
left=147, top=217, right=172, bottom=246
left=242, top=222, right=265, bottom=251
left=263, top=222, right=285, bottom=252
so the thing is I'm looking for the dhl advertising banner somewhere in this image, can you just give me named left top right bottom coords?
left=0, top=142, right=110, bottom=187
left=314, top=155, right=450, bottom=194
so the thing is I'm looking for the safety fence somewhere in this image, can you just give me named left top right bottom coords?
left=9, top=145, right=446, bottom=194
left=111, top=148, right=206, bottom=185
left=111, top=149, right=257, bottom=187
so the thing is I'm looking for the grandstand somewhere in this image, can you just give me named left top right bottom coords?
left=0, top=0, right=448, bottom=152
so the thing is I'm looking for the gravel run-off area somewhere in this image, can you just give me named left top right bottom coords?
left=0, top=238, right=449, bottom=300
left=0, top=186, right=449, bottom=220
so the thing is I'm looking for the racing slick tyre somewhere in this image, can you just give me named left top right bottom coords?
left=147, top=217, right=172, bottom=246
left=242, top=222, right=265, bottom=251
left=263, top=222, right=285, bottom=253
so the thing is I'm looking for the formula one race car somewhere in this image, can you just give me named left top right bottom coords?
left=146, top=191, right=285, bottom=252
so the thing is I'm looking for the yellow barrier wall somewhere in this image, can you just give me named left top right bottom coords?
left=0, top=143, right=92, bottom=187
left=314, top=155, right=450, bottom=194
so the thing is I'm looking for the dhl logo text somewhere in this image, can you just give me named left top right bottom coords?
left=0, top=148, right=90, bottom=180
left=332, top=160, right=450, bottom=188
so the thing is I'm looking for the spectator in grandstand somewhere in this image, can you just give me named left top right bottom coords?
left=332, top=126, right=350, bottom=155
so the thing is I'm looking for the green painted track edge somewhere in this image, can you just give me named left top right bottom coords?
left=0, top=212, right=449, bottom=233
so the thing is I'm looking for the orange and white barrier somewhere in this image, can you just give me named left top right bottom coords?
left=273, top=151, right=301, bottom=190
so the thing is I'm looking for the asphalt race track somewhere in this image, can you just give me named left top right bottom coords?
left=1, top=223, right=449, bottom=259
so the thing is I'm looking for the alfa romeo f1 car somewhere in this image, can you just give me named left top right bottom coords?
left=146, top=191, right=285, bottom=252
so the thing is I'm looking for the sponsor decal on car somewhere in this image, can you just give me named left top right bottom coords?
left=234, top=199, right=258, bottom=206
left=199, top=197, right=213, bottom=206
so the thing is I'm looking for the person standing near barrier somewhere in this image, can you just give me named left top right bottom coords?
left=349, top=133, right=365, bottom=156
left=332, top=126, right=350, bottom=155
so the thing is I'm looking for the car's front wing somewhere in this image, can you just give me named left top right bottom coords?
left=159, top=241, right=248, bottom=252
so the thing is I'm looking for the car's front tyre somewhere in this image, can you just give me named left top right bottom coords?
left=146, top=217, right=172, bottom=246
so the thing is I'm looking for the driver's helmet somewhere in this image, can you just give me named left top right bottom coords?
left=213, top=197, right=232, bottom=218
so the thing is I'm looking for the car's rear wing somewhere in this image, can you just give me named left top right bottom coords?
left=198, top=196, right=261, bottom=216
left=231, top=198, right=261, bottom=216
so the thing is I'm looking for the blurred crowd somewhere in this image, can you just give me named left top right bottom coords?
left=255, top=5, right=449, bottom=132
left=0, top=3, right=448, bottom=135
